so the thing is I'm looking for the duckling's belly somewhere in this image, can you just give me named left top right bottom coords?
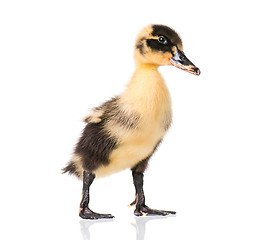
left=95, top=124, right=165, bottom=178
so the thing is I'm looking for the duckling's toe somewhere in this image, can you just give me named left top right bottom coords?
left=134, top=205, right=176, bottom=217
left=79, top=207, right=114, bottom=220
left=129, top=199, right=136, bottom=207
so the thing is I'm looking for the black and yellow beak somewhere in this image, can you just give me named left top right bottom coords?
left=170, top=48, right=200, bottom=75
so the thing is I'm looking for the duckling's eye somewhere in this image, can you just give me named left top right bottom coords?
left=158, top=36, right=167, bottom=45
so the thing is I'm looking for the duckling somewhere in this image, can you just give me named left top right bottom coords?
left=63, top=24, right=200, bottom=220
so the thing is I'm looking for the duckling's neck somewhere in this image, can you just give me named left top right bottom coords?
left=135, top=61, right=159, bottom=71
left=131, top=62, right=160, bottom=86
left=122, top=61, right=171, bottom=115
left=127, top=61, right=163, bottom=95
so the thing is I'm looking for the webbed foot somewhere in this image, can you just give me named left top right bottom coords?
left=134, top=204, right=176, bottom=217
left=79, top=207, right=114, bottom=220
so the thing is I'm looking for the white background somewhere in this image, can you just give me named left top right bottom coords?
left=0, top=0, right=264, bottom=239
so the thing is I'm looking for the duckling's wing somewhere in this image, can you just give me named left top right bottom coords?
left=83, top=97, right=119, bottom=123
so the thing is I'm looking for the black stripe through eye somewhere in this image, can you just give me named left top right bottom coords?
left=146, top=38, right=172, bottom=53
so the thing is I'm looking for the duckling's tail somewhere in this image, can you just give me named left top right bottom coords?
left=62, top=154, right=83, bottom=179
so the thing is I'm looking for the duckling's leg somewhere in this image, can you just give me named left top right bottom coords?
left=79, top=171, right=114, bottom=220
left=130, top=162, right=176, bottom=216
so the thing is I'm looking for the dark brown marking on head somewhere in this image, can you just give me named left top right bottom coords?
left=136, top=38, right=145, bottom=55
left=152, top=24, right=182, bottom=47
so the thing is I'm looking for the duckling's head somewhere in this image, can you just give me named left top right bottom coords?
left=135, top=24, right=200, bottom=75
